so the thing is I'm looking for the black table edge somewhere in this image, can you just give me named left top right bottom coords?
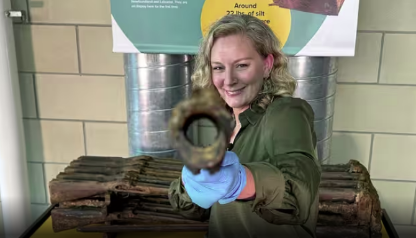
left=19, top=203, right=57, bottom=238
left=382, top=209, right=400, bottom=238
left=19, top=205, right=400, bottom=238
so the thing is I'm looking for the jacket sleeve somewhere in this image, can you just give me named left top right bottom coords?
left=241, top=98, right=322, bottom=225
left=168, top=176, right=211, bottom=221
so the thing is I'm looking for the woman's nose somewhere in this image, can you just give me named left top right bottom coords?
left=224, top=69, right=236, bottom=86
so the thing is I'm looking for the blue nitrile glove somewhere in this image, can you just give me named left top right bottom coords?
left=181, top=151, right=247, bottom=209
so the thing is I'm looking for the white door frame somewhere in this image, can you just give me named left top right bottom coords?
left=0, top=0, right=32, bottom=237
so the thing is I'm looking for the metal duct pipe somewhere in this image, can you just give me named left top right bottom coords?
left=124, top=54, right=193, bottom=158
left=289, top=57, right=338, bottom=164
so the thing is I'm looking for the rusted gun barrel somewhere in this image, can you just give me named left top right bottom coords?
left=168, top=88, right=234, bottom=174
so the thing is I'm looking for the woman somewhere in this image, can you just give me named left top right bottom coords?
left=168, top=14, right=321, bottom=238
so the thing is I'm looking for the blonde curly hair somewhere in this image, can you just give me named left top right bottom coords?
left=191, top=14, right=297, bottom=109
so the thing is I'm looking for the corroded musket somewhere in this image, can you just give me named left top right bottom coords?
left=169, top=88, right=234, bottom=174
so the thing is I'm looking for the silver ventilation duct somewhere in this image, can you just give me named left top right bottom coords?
left=124, top=54, right=336, bottom=164
left=124, top=53, right=193, bottom=158
left=289, top=57, right=337, bottom=164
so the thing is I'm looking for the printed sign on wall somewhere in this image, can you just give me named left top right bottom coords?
left=110, top=0, right=360, bottom=56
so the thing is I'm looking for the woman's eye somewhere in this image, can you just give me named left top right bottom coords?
left=237, top=64, right=248, bottom=68
left=212, top=66, right=223, bottom=70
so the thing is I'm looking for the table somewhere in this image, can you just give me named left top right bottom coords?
left=19, top=205, right=400, bottom=238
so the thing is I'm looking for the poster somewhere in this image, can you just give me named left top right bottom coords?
left=110, top=0, right=360, bottom=56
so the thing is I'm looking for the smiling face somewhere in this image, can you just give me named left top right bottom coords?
left=210, top=34, right=274, bottom=113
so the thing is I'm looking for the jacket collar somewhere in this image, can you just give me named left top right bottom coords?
left=237, top=102, right=265, bottom=128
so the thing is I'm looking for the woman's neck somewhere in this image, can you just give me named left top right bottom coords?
left=232, top=105, right=249, bottom=124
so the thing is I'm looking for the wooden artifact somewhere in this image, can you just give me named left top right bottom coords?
left=269, top=0, right=346, bottom=16
left=318, top=161, right=382, bottom=238
left=48, top=155, right=382, bottom=238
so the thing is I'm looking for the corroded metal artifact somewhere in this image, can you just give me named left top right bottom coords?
left=168, top=88, right=234, bottom=174
left=269, top=0, right=345, bottom=16
left=318, top=160, right=382, bottom=238
left=48, top=155, right=208, bottom=234
left=48, top=155, right=382, bottom=238
left=49, top=155, right=182, bottom=204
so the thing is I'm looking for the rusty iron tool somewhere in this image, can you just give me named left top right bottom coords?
left=169, top=88, right=234, bottom=174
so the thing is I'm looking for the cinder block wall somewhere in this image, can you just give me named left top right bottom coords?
left=0, top=0, right=415, bottom=236
left=1, top=0, right=129, bottom=226
left=331, top=0, right=416, bottom=235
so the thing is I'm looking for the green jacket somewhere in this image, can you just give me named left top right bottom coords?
left=168, top=96, right=322, bottom=238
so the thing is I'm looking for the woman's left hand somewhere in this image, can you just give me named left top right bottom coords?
left=181, top=151, right=247, bottom=209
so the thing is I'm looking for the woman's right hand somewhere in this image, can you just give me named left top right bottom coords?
left=181, top=151, right=247, bottom=209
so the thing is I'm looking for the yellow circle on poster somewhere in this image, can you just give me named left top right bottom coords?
left=200, top=0, right=291, bottom=47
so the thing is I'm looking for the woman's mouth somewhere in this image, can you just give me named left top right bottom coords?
left=225, top=87, right=245, bottom=97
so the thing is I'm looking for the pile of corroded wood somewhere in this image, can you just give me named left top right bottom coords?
left=269, top=0, right=346, bottom=16
left=317, top=160, right=382, bottom=238
left=48, top=155, right=382, bottom=238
